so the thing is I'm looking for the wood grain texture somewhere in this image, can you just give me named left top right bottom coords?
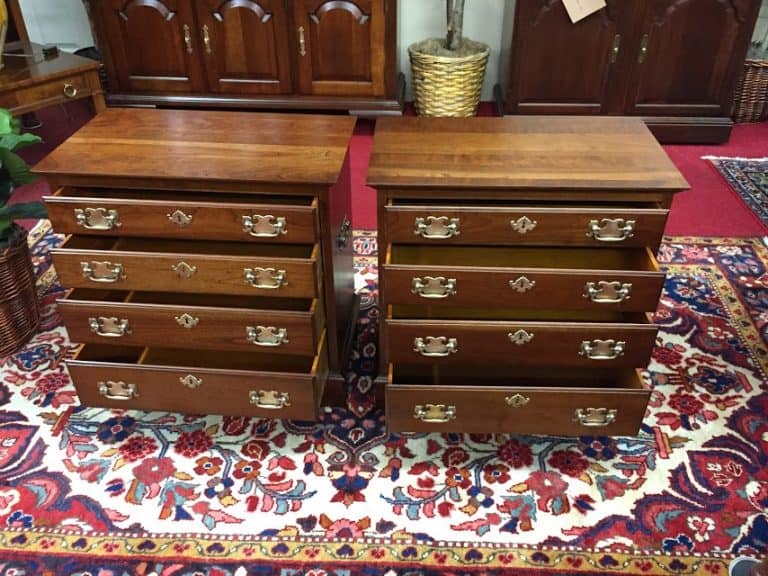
left=368, top=116, right=689, bottom=190
left=33, top=108, right=356, bottom=187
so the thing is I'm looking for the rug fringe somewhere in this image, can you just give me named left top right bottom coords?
left=701, top=155, right=768, bottom=161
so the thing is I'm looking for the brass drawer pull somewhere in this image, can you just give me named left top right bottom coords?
left=510, top=216, right=537, bottom=234
left=242, top=215, right=287, bottom=237
left=202, top=24, right=212, bottom=54
left=244, top=267, right=287, bottom=289
left=63, top=83, right=78, bottom=98
left=508, top=329, right=534, bottom=345
left=411, top=276, right=456, bottom=298
left=587, top=218, right=636, bottom=242
left=505, top=393, right=530, bottom=408
left=172, top=261, right=197, bottom=279
left=509, top=276, right=536, bottom=293
left=89, top=316, right=131, bottom=338
left=574, top=407, right=617, bottom=427
left=179, top=374, right=203, bottom=389
left=414, top=216, right=460, bottom=239
left=74, top=207, right=121, bottom=231
left=579, top=339, right=625, bottom=360
left=414, top=403, right=456, bottom=423
left=246, top=325, right=289, bottom=347
left=638, top=33, right=649, bottom=64
left=584, top=281, right=632, bottom=303
left=183, top=24, right=193, bottom=54
left=167, top=209, right=193, bottom=228
left=81, top=261, right=125, bottom=283
left=98, top=380, right=138, bottom=400
left=298, top=25, right=307, bottom=56
left=175, top=313, right=199, bottom=329
left=413, top=336, right=457, bottom=357
left=250, top=389, right=291, bottom=409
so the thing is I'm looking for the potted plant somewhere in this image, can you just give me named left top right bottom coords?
left=408, top=0, right=490, bottom=117
left=0, top=108, right=46, bottom=356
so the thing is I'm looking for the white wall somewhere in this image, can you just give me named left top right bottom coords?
left=398, top=0, right=507, bottom=101
left=19, top=0, right=93, bottom=52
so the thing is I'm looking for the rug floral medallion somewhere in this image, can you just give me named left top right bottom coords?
left=0, top=223, right=765, bottom=575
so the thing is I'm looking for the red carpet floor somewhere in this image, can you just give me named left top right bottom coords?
left=13, top=102, right=768, bottom=236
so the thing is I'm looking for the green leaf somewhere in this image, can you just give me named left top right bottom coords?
left=0, top=109, right=13, bottom=136
left=6, top=201, right=47, bottom=220
left=0, top=148, right=38, bottom=186
left=0, top=132, right=42, bottom=152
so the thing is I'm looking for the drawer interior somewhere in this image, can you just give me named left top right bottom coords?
left=389, top=304, right=650, bottom=322
left=64, top=288, right=314, bottom=312
left=55, top=188, right=315, bottom=206
left=61, top=235, right=316, bottom=258
left=391, top=364, right=646, bottom=390
left=388, top=245, right=657, bottom=271
left=74, top=344, right=316, bottom=373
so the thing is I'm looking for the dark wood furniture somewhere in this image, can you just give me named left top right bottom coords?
left=368, top=116, right=688, bottom=436
left=83, top=0, right=402, bottom=115
left=35, top=108, right=357, bottom=418
left=497, top=0, right=762, bottom=143
left=4, top=0, right=29, bottom=43
left=0, top=41, right=105, bottom=115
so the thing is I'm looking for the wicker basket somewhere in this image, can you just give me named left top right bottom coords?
left=731, top=59, right=768, bottom=123
left=0, top=225, right=40, bottom=357
left=409, top=43, right=490, bottom=117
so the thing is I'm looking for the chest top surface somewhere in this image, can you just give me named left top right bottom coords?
left=368, top=116, right=688, bottom=191
left=33, top=108, right=357, bottom=186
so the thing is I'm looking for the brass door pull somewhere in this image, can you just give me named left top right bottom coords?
left=74, top=207, right=121, bottom=231
left=81, top=261, right=125, bottom=283
left=411, top=276, right=456, bottom=299
left=63, top=83, right=78, bottom=98
left=89, top=316, right=131, bottom=338
left=413, top=336, right=457, bottom=357
left=250, top=389, right=291, bottom=409
left=298, top=26, right=306, bottom=56
left=246, top=326, right=289, bottom=347
left=98, top=380, right=138, bottom=400
left=638, top=33, right=649, bottom=63
left=574, top=407, right=617, bottom=427
left=202, top=24, right=212, bottom=54
left=587, top=218, right=635, bottom=242
left=413, top=404, right=456, bottom=423
left=580, top=339, right=625, bottom=360
left=183, top=24, right=193, bottom=54
left=610, top=33, right=621, bottom=63
left=414, top=216, right=460, bottom=239
left=584, top=281, right=632, bottom=303
left=244, top=267, right=287, bottom=289
left=242, top=215, right=287, bottom=237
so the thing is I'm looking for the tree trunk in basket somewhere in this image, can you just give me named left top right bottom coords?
left=446, top=0, right=465, bottom=51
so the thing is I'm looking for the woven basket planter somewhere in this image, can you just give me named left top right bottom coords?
left=0, top=225, right=40, bottom=357
left=409, top=42, right=490, bottom=117
left=731, top=59, right=768, bottom=123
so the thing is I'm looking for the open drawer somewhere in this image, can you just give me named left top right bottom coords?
left=386, top=364, right=650, bottom=436
left=382, top=244, right=664, bottom=312
left=44, top=188, right=318, bottom=243
left=59, top=289, right=324, bottom=356
left=52, top=236, right=319, bottom=298
left=67, top=332, right=328, bottom=419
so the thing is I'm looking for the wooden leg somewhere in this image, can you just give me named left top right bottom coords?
left=90, top=92, right=106, bottom=114
left=86, top=69, right=106, bottom=114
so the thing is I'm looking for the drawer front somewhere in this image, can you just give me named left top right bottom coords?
left=386, top=205, right=668, bottom=247
left=386, top=374, right=649, bottom=436
left=45, top=189, right=317, bottom=243
left=383, top=265, right=664, bottom=312
left=52, top=241, right=318, bottom=298
left=0, top=73, right=92, bottom=110
left=67, top=335, right=328, bottom=419
left=59, top=296, right=323, bottom=356
left=387, top=319, right=657, bottom=367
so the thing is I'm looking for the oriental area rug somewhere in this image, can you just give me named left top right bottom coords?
left=706, top=156, right=768, bottom=229
left=0, top=222, right=765, bottom=575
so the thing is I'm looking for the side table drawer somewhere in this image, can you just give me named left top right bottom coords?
left=52, top=236, right=318, bottom=298
left=0, top=73, right=92, bottom=111
left=59, top=289, right=324, bottom=356
left=386, top=365, right=650, bottom=436
left=67, top=332, right=328, bottom=419
left=45, top=188, right=318, bottom=243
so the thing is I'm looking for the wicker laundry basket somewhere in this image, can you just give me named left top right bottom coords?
left=0, top=225, right=40, bottom=356
left=732, top=58, right=768, bottom=123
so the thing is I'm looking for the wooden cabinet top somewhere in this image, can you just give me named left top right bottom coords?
left=34, top=109, right=356, bottom=187
left=368, top=116, right=688, bottom=191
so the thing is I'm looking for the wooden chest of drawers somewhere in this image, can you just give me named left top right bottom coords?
left=368, top=116, right=688, bottom=436
left=35, top=109, right=356, bottom=420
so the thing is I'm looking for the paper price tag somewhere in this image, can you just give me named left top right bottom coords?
left=562, top=0, right=606, bottom=23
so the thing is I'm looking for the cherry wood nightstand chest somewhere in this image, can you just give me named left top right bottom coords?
left=35, top=108, right=356, bottom=419
left=368, top=116, right=688, bottom=436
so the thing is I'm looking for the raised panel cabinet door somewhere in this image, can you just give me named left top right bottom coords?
left=624, top=0, right=761, bottom=117
left=194, top=0, right=292, bottom=94
left=507, top=0, right=639, bottom=115
left=293, top=0, right=386, bottom=96
left=99, top=0, right=205, bottom=93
